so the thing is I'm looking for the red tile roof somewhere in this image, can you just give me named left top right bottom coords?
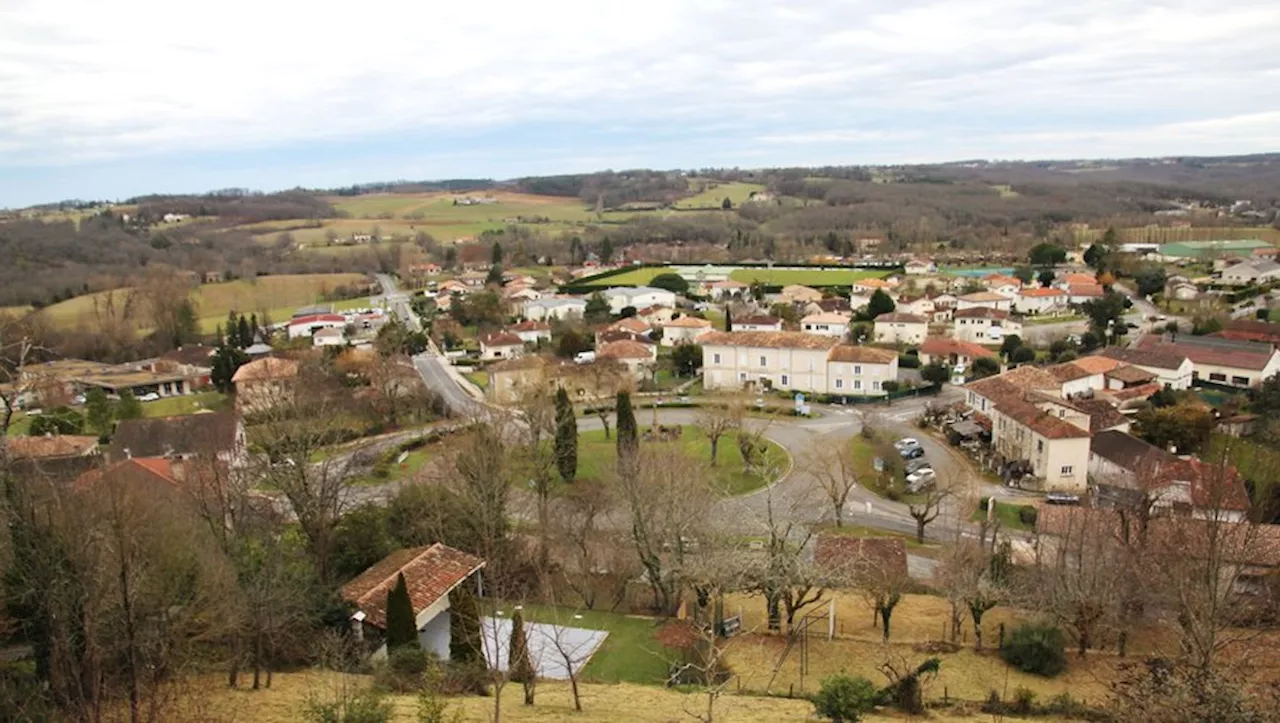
left=5, top=435, right=99, bottom=459
left=919, top=337, right=996, bottom=359
left=1097, top=346, right=1188, bottom=371
left=341, top=544, right=485, bottom=629
left=1019, top=287, right=1066, bottom=298
left=875, top=312, right=928, bottom=324
left=1068, top=284, right=1105, bottom=298
left=828, top=345, right=898, bottom=364
left=699, top=331, right=842, bottom=351
left=288, top=314, right=346, bottom=326
left=231, top=356, right=299, bottom=382
left=480, top=332, right=524, bottom=348
left=508, top=320, right=551, bottom=332
left=733, top=315, right=781, bottom=327
left=75, top=457, right=180, bottom=489
left=664, top=316, right=712, bottom=329
left=598, top=340, right=655, bottom=360
left=959, top=292, right=1011, bottom=303
left=953, top=307, right=1010, bottom=320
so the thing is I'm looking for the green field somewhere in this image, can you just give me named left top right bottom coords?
left=727, top=268, right=886, bottom=286
left=38, top=273, right=370, bottom=333
left=673, top=180, right=766, bottom=209
left=505, top=602, right=678, bottom=685
left=138, top=391, right=228, bottom=418
left=574, top=426, right=786, bottom=495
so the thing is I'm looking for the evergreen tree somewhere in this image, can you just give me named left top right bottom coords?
left=508, top=609, right=536, bottom=704
left=616, top=391, right=638, bottom=479
left=174, top=300, right=200, bottom=348
left=384, top=573, right=419, bottom=650
left=210, top=344, right=249, bottom=393
left=554, top=388, right=578, bottom=483
left=867, top=289, right=896, bottom=318
left=486, top=264, right=504, bottom=286
left=724, top=306, right=732, bottom=332
left=226, top=310, right=240, bottom=347
left=116, top=390, right=142, bottom=420
left=448, top=583, right=482, bottom=664
left=236, top=314, right=252, bottom=349
left=84, top=388, right=114, bottom=435
left=249, top=313, right=260, bottom=340
left=491, top=241, right=504, bottom=267
left=600, top=237, right=614, bottom=264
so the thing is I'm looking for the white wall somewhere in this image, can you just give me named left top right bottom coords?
left=874, top=321, right=927, bottom=345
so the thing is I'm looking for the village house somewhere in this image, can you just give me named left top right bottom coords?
left=287, top=314, right=347, bottom=340
left=1089, top=430, right=1250, bottom=521
left=904, top=259, right=936, bottom=275
left=1212, top=319, right=1280, bottom=348
left=731, top=314, right=783, bottom=332
left=479, top=332, right=525, bottom=361
left=982, top=274, right=1023, bottom=297
left=800, top=311, right=850, bottom=338
left=437, top=279, right=472, bottom=296
left=873, top=312, right=928, bottom=345
left=699, top=331, right=898, bottom=396
left=486, top=356, right=551, bottom=404
left=601, top=286, right=677, bottom=314
left=1096, top=346, right=1194, bottom=390
left=952, top=308, right=1022, bottom=345
left=894, top=294, right=939, bottom=321
left=1056, top=272, right=1098, bottom=290
left=778, top=285, right=824, bottom=304
left=635, top=305, right=675, bottom=325
left=1134, top=334, right=1280, bottom=389
left=342, top=544, right=486, bottom=660
left=956, top=291, right=1013, bottom=312
left=805, top=298, right=853, bottom=317
left=522, top=297, right=586, bottom=322
left=1221, top=259, right=1280, bottom=286
left=597, top=340, right=658, bottom=379
left=704, top=279, right=748, bottom=300
left=230, top=357, right=299, bottom=414
left=1168, top=281, right=1200, bottom=301
left=661, top=316, right=713, bottom=346
left=312, top=327, right=347, bottom=347
left=508, top=320, right=552, bottom=345
left=21, top=358, right=205, bottom=403
left=6, top=435, right=100, bottom=461
left=108, top=411, right=248, bottom=469
left=1066, top=284, right=1106, bottom=305
left=917, top=337, right=997, bottom=368
left=1014, top=287, right=1068, bottom=316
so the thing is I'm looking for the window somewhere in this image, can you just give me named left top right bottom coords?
left=872, top=381, right=880, bottom=390
left=1232, top=376, right=1250, bottom=386
left=854, top=365, right=862, bottom=375
left=1061, top=465, right=1073, bottom=476
left=739, top=372, right=747, bottom=382
left=760, top=356, right=767, bottom=367
left=1036, top=440, right=1044, bottom=453
left=712, top=353, right=721, bottom=364
left=853, top=380, right=862, bottom=390
left=781, top=374, right=789, bottom=386
left=1209, top=372, right=1226, bottom=382
left=835, top=378, right=844, bottom=389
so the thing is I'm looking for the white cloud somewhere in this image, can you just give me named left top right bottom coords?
left=0, top=0, right=1278, bottom=167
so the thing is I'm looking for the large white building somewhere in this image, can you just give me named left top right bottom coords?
left=601, top=286, right=677, bottom=314
left=522, top=297, right=586, bottom=321
left=873, top=312, right=928, bottom=345
left=952, top=308, right=1022, bottom=345
left=699, top=331, right=898, bottom=396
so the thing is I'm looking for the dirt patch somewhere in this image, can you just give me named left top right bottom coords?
left=655, top=621, right=698, bottom=650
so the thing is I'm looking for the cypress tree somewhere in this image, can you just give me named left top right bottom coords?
left=508, top=609, right=535, bottom=704
left=724, top=306, right=732, bottom=332
left=237, top=315, right=252, bottom=350
left=616, top=391, right=638, bottom=479
left=448, top=582, right=482, bottom=664
left=554, top=388, right=578, bottom=483
left=385, top=572, right=419, bottom=650
left=226, top=311, right=239, bottom=346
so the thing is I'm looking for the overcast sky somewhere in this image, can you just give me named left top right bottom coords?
left=2, top=0, right=1279, bottom=207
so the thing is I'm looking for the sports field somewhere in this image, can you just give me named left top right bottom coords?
left=38, top=273, right=370, bottom=332
left=727, top=268, right=887, bottom=285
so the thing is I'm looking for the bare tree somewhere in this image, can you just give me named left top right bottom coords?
left=937, top=540, right=1007, bottom=650
left=1033, top=507, right=1123, bottom=657
left=907, top=474, right=954, bottom=543
left=511, top=387, right=557, bottom=576
left=0, top=313, right=48, bottom=435
left=550, top=481, right=614, bottom=609
left=805, top=440, right=859, bottom=528
left=535, top=615, right=601, bottom=713
left=582, top=360, right=629, bottom=439
left=696, top=401, right=739, bottom=467
left=740, top=485, right=826, bottom=632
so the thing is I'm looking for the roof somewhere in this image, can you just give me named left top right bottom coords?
left=1071, top=356, right=1124, bottom=375
left=699, top=331, right=842, bottom=351
left=1047, top=362, right=1096, bottom=382
left=107, top=411, right=239, bottom=461
left=231, top=356, right=299, bottom=382
left=5, top=435, right=99, bottom=459
left=709, top=279, right=747, bottom=288
left=1036, top=507, right=1279, bottom=566
left=1018, top=287, right=1066, bottom=298
left=1068, top=285, right=1106, bottom=298
left=596, top=329, right=653, bottom=345
left=489, top=355, right=550, bottom=374
left=1106, top=365, right=1157, bottom=384
left=480, top=332, right=524, bottom=348
left=967, top=365, right=1061, bottom=397
left=983, top=274, right=1021, bottom=286
left=999, top=396, right=1090, bottom=439
left=159, top=345, right=216, bottom=367
left=1064, top=397, right=1131, bottom=432
left=733, top=315, right=780, bottom=327
left=1097, top=346, right=1188, bottom=371
left=953, top=307, right=1010, bottom=320
left=1212, top=320, right=1280, bottom=345
left=1135, top=334, right=1279, bottom=371
left=76, top=457, right=180, bottom=490
left=814, top=535, right=908, bottom=580
left=1062, top=273, right=1097, bottom=285
left=664, top=316, right=712, bottom=329
left=1089, top=430, right=1250, bottom=511
left=828, top=345, right=897, bottom=364
left=919, top=337, right=996, bottom=359
left=598, top=340, right=656, bottom=360
left=341, top=544, right=485, bottom=629
left=289, top=314, right=346, bottom=326
left=874, top=312, right=928, bottom=324
left=780, top=284, right=823, bottom=299
left=802, top=312, right=850, bottom=325
left=959, top=292, right=1011, bottom=303
left=815, top=299, right=852, bottom=312
left=313, top=327, right=345, bottom=339
left=509, top=320, right=552, bottom=332
left=609, top=317, right=652, bottom=333
left=857, top=278, right=893, bottom=288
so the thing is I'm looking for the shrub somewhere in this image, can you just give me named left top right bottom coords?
left=1013, top=686, right=1036, bottom=714
left=303, top=688, right=394, bottom=723
left=1001, top=622, right=1067, bottom=677
left=1018, top=505, right=1038, bottom=526
left=977, top=496, right=991, bottom=512
left=897, top=354, right=920, bottom=369
left=374, top=647, right=433, bottom=692
left=812, top=674, right=879, bottom=722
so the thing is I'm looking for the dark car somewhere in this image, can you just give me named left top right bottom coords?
left=900, top=446, right=925, bottom=460
left=905, top=458, right=932, bottom=474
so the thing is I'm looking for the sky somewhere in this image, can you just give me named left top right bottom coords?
left=2, top=0, right=1279, bottom=208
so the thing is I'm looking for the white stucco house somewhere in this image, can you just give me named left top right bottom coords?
left=731, top=314, right=783, bottom=332
left=1221, top=259, right=1280, bottom=286
left=479, top=332, right=525, bottom=360
left=800, top=312, right=850, bottom=338
left=956, top=292, right=1013, bottom=312
left=342, top=544, right=485, bottom=661
left=508, top=320, right=552, bottom=345
left=952, top=308, right=1022, bottom=344
left=661, top=316, right=714, bottom=346
left=287, top=313, right=347, bottom=339
left=1014, top=287, right=1068, bottom=316
left=522, top=297, right=586, bottom=321
left=601, top=286, right=677, bottom=314
left=873, top=312, right=928, bottom=345
left=699, top=331, right=898, bottom=396
left=904, top=259, right=936, bottom=275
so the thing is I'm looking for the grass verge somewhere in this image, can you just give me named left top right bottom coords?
left=573, top=426, right=786, bottom=495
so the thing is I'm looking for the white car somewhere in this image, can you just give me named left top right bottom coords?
left=139, top=392, right=160, bottom=402
left=906, top=468, right=937, bottom=491
left=893, top=438, right=921, bottom=452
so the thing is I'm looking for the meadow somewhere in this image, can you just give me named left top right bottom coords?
left=673, top=180, right=766, bottom=209
left=36, top=273, right=371, bottom=333
left=573, top=426, right=787, bottom=495
left=727, top=268, right=887, bottom=286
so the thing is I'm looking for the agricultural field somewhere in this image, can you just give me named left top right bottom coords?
left=36, top=273, right=370, bottom=333
left=673, top=180, right=766, bottom=209
left=727, top=268, right=887, bottom=286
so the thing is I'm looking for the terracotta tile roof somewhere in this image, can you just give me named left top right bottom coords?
left=1136, top=334, right=1279, bottom=371
left=598, top=340, right=656, bottom=360
left=480, top=332, right=524, bottom=348
left=801, top=312, right=851, bottom=325
left=1071, top=356, right=1124, bottom=375
left=1107, top=381, right=1162, bottom=401
left=1106, top=365, right=1157, bottom=384
left=959, top=292, right=1011, bottom=303
left=814, top=535, right=908, bottom=579
left=231, top=356, right=298, bottom=382
left=815, top=299, right=852, bottom=313
left=733, top=315, right=780, bottom=327
left=919, top=337, right=996, bottom=359
left=1063, top=273, right=1097, bottom=285
left=874, top=312, right=928, bottom=324
left=953, top=307, right=1010, bottom=320
left=1090, top=431, right=1249, bottom=510
left=1019, top=287, right=1066, bottom=298
left=967, top=365, right=1060, bottom=398
left=828, top=345, right=898, bottom=364
left=75, top=457, right=180, bottom=489
left=999, top=396, right=1090, bottom=439
left=664, top=316, right=712, bottom=329
left=596, top=329, right=652, bottom=345
left=1212, top=319, right=1280, bottom=345
left=858, top=278, right=893, bottom=288
left=1064, top=397, right=1131, bottom=431
left=1068, top=284, right=1106, bottom=298
left=489, top=355, right=549, bottom=373
left=609, top=317, right=652, bottom=334
left=5, top=435, right=99, bottom=459
left=509, top=320, right=551, bottom=332
left=699, top=331, right=842, bottom=350
left=1047, top=362, right=1095, bottom=382
left=1097, top=346, right=1188, bottom=371
left=108, top=411, right=239, bottom=462
left=288, top=314, right=346, bottom=326
left=341, top=544, right=485, bottom=629
left=983, top=274, right=1022, bottom=287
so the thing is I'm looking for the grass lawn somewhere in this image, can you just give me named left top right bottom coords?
left=139, top=391, right=228, bottom=418
left=349, top=447, right=433, bottom=487
left=1206, top=433, right=1280, bottom=485
left=464, top=371, right=489, bottom=390
left=1023, top=313, right=1085, bottom=325
left=849, top=434, right=915, bottom=501
left=576, top=267, right=669, bottom=286
left=573, top=426, right=786, bottom=495
left=5, top=412, right=32, bottom=435
left=496, top=603, right=677, bottom=685
left=673, top=180, right=766, bottom=209
left=971, top=498, right=1037, bottom=532
left=0, top=305, right=33, bottom=318
left=727, top=268, right=886, bottom=286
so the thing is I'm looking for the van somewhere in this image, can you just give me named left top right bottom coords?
left=574, top=351, right=596, bottom=364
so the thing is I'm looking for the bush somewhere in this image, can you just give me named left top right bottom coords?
left=1001, top=622, right=1067, bottom=677
left=304, top=688, right=394, bottom=723
left=812, top=674, right=879, bottom=722
left=1013, top=686, right=1036, bottom=714
left=374, top=648, right=434, bottom=693
left=897, top=354, right=920, bottom=369
left=977, top=496, right=991, bottom=512
left=1018, top=505, right=1038, bottom=526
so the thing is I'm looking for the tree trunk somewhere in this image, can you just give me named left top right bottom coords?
left=881, top=607, right=892, bottom=642
left=916, top=517, right=926, bottom=544
left=227, top=634, right=240, bottom=688
left=973, top=615, right=984, bottom=652
left=569, top=674, right=581, bottom=712
left=523, top=679, right=534, bottom=705
left=765, top=592, right=782, bottom=632
left=252, top=630, right=264, bottom=690
left=948, top=602, right=962, bottom=643
left=598, top=414, right=611, bottom=439
left=709, top=436, right=719, bottom=467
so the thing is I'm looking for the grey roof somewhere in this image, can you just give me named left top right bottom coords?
left=602, top=286, right=672, bottom=299
left=107, top=411, right=239, bottom=462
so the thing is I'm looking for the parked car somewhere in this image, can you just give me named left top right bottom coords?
left=893, top=438, right=921, bottom=452
left=905, top=468, right=937, bottom=492
left=138, top=392, right=160, bottom=402
left=904, top=458, right=932, bottom=475
left=900, top=446, right=925, bottom=460
left=1046, top=492, right=1081, bottom=505
left=574, top=351, right=596, bottom=364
